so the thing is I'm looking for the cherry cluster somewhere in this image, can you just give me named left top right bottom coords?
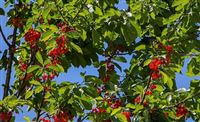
left=0, top=112, right=12, bottom=122
left=19, top=61, right=28, bottom=72
left=39, top=118, right=50, bottom=122
left=91, top=107, right=106, bottom=114
left=53, top=111, right=73, bottom=122
left=48, top=35, right=69, bottom=65
left=10, top=17, right=24, bottom=28
left=103, top=93, right=122, bottom=109
left=42, top=73, right=56, bottom=81
left=57, top=22, right=75, bottom=33
left=149, top=44, right=173, bottom=80
left=40, top=111, right=73, bottom=122
left=176, top=104, right=188, bottom=117
left=102, top=58, right=115, bottom=83
left=24, top=29, right=41, bottom=48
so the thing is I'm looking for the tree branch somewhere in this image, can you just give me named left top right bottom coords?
left=3, top=27, right=17, bottom=99
left=0, top=26, right=11, bottom=47
left=71, top=0, right=87, bottom=22
left=141, top=73, right=152, bottom=104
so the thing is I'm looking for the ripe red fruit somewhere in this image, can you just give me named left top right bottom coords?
left=151, top=71, right=161, bottom=80
left=111, top=99, right=122, bottom=109
left=19, top=63, right=28, bottom=71
left=150, top=84, right=157, bottom=89
left=24, top=29, right=41, bottom=43
left=53, top=111, right=73, bottom=122
left=107, top=63, right=115, bottom=72
left=57, top=22, right=75, bottom=33
left=122, top=111, right=131, bottom=122
left=42, top=73, right=48, bottom=81
left=40, top=118, right=50, bottom=122
left=49, top=73, right=56, bottom=80
left=11, top=17, right=24, bottom=27
left=165, top=55, right=172, bottom=63
left=19, top=73, right=34, bottom=81
left=145, top=91, right=152, bottom=95
left=176, top=104, right=188, bottom=117
left=102, top=75, right=110, bottom=82
left=143, top=101, right=149, bottom=107
left=165, top=45, right=173, bottom=53
left=0, top=112, right=12, bottom=122
left=92, top=108, right=106, bottom=114
left=164, top=112, right=168, bottom=118
left=134, top=96, right=141, bottom=104
left=149, top=58, right=163, bottom=71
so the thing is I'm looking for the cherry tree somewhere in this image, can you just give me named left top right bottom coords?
left=0, top=0, right=200, bottom=122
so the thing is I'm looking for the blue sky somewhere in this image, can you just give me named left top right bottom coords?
left=0, top=0, right=199, bottom=121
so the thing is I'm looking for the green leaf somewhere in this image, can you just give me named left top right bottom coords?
left=81, top=29, right=87, bottom=41
left=24, top=116, right=31, bottom=122
left=186, top=58, right=200, bottom=77
left=116, top=113, right=128, bottom=122
left=129, top=19, right=142, bottom=37
left=114, top=56, right=127, bottom=63
left=40, top=30, right=54, bottom=42
left=135, top=44, right=146, bottom=51
left=0, top=8, right=5, bottom=15
left=25, top=91, right=33, bottom=99
left=70, top=42, right=83, bottom=54
left=143, top=59, right=152, bottom=66
left=111, top=107, right=122, bottom=116
left=94, top=6, right=103, bottom=15
left=30, top=80, right=42, bottom=86
left=35, top=85, right=43, bottom=94
left=126, top=103, right=135, bottom=109
left=155, top=85, right=164, bottom=92
left=48, top=64, right=64, bottom=72
left=67, top=31, right=80, bottom=39
left=27, top=65, right=40, bottom=73
left=134, top=104, right=143, bottom=113
left=42, top=6, right=52, bottom=18
left=36, top=51, right=43, bottom=65
left=121, top=23, right=137, bottom=44
left=37, top=0, right=44, bottom=5
left=172, top=0, right=189, bottom=7
left=163, top=13, right=182, bottom=24
left=160, top=71, right=173, bottom=90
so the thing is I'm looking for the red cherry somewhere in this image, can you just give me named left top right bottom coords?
left=151, top=71, right=161, bottom=80
left=164, top=112, right=168, bottom=118
left=122, top=111, right=131, bottom=122
left=145, top=91, right=152, bottom=95
left=149, top=58, right=163, bottom=71
left=150, top=84, right=157, bottom=90
left=134, top=96, right=141, bottom=104
left=24, top=29, right=41, bottom=43
left=102, top=75, right=110, bottom=82
left=49, top=73, right=56, bottom=80
left=165, top=55, right=172, bottom=63
left=19, top=63, right=28, bottom=71
left=143, top=101, right=149, bottom=107
left=42, top=73, right=48, bottom=81
left=176, top=104, right=187, bottom=117
left=165, top=45, right=173, bottom=53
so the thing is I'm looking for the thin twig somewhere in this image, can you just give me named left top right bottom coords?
left=53, top=0, right=69, bottom=24
left=141, top=73, right=152, bottom=104
left=71, top=0, right=87, bottom=22
left=0, top=26, right=11, bottom=47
